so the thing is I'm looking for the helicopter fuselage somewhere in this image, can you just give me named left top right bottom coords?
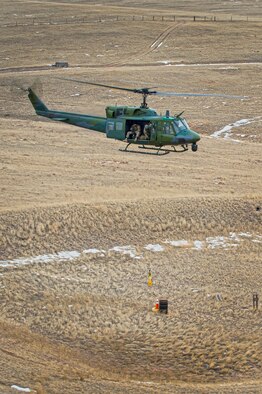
left=105, top=106, right=200, bottom=147
left=28, top=88, right=200, bottom=153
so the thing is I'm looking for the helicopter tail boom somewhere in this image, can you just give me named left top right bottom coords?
left=28, top=88, right=107, bottom=133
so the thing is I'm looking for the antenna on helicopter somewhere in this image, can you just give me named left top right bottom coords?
left=176, top=110, right=185, bottom=117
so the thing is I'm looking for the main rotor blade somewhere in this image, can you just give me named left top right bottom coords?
left=55, top=77, right=142, bottom=93
left=155, top=91, right=246, bottom=99
left=54, top=77, right=246, bottom=99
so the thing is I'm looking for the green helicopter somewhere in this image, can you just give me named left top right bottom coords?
left=28, top=78, right=243, bottom=155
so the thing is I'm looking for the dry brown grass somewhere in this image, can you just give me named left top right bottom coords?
left=0, top=196, right=261, bottom=259
left=1, top=241, right=261, bottom=392
left=0, top=1, right=261, bottom=393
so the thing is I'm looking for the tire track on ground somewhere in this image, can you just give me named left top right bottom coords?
left=104, top=23, right=182, bottom=67
left=0, top=24, right=181, bottom=72
left=148, top=23, right=181, bottom=51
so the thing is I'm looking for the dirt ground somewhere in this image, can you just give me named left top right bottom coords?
left=0, top=1, right=261, bottom=393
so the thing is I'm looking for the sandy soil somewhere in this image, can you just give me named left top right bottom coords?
left=0, top=1, right=261, bottom=393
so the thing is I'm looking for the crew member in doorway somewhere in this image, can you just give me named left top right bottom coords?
left=126, top=124, right=142, bottom=141
left=143, top=121, right=153, bottom=140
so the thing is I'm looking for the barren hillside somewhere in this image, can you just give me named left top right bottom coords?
left=0, top=1, right=261, bottom=393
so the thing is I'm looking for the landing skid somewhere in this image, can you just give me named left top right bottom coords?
left=119, top=143, right=189, bottom=155
left=140, top=144, right=189, bottom=153
left=119, top=143, right=170, bottom=155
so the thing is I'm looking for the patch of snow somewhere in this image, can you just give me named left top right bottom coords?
left=172, top=62, right=262, bottom=68
left=229, top=232, right=241, bottom=241
left=206, top=235, right=240, bottom=249
left=11, top=386, right=31, bottom=392
left=109, top=245, right=141, bottom=259
left=0, top=250, right=81, bottom=268
left=192, top=240, right=203, bottom=250
left=207, top=236, right=228, bottom=248
left=83, top=248, right=104, bottom=254
left=238, top=232, right=252, bottom=237
left=252, top=235, right=262, bottom=243
left=56, top=251, right=81, bottom=260
left=1, top=232, right=261, bottom=270
left=144, top=244, right=165, bottom=252
left=157, top=61, right=170, bottom=65
left=218, top=66, right=239, bottom=70
left=164, top=240, right=189, bottom=247
left=211, top=117, right=262, bottom=139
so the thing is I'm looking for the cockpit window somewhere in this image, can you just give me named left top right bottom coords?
left=163, top=121, right=176, bottom=135
left=173, top=118, right=189, bottom=132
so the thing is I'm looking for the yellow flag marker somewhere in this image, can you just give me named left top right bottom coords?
left=148, top=269, right=153, bottom=286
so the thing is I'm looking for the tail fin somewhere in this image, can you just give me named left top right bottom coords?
left=28, top=88, right=48, bottom=112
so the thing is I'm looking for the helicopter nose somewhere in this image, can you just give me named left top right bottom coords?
left=190, top=130, right=201, bottom=143
left=184, top=130, right=200, bottom=143
left=173, top=130, right=200, bottom=145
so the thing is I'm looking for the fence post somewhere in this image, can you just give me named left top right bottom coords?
left=253, top=293, right=259, bottom=310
